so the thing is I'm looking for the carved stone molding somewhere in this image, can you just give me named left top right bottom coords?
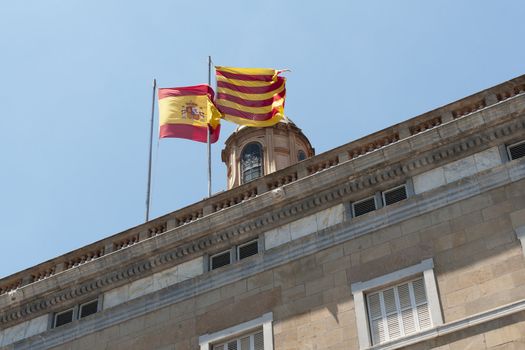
left=1, top=110, right=524, bottom=328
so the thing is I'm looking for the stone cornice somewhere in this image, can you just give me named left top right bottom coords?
left=7, top=157, right=525, bottom=349
left=1, top=81, right=525, bottom=328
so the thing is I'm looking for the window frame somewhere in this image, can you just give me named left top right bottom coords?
left=240, top=142, right=264, bottom=184
left=297, top=150, right=307, bottom=162
left=382, top=184, right=408, bottom=207
left=199, top=312, right=274, bottom=350
left=351, top=194, right=379, bottom=218
left=79, top=299, right=99, bottom=319
left=52, top=296, right=101, bottom=328
left=209, top=249, right=233, bottom=271
left=237, top=239, right=259, bottom=261
left=506, top=140, right=525, bottom=161
left=53, top=307, right=75, bottom=328
left=351, top=259, right=442, bottom=349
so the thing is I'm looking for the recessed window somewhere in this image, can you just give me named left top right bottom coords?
left=351, top=259, right=442, bottom=349
left=367, top=278, right=431, bottom=345
left=199, top=312, right=273, bottom=350
left=238, top=240, right=259, bottom=260
left=54, top=308, right=74, bottom=328
left=210, top=250, right=231, bottom=270
left=383, top=185, right=408, bottom=206
left=79, top=299, right=99, bottom=319
left=53, top=298, right=101, bottom=328
left=352, top=196, right=377, bottom=217
left=507, top=140, right=525, bottom=160
left=212, top=329, right=264, bottom=350
left=241, top=143, right=263, bottom=183
left=297, top=150, right=307, bottom=162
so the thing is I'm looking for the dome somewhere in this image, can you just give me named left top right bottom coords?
left=222, top=116, right=314, bottom=190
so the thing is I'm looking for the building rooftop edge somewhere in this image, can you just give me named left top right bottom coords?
left=0, top=73, right=524, bottom=290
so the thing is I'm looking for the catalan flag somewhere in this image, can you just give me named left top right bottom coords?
left=215, top=66, right=286, bottom=127
left=158, top=84, right=221, bottom=143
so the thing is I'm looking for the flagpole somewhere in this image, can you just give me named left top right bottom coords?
left=146, top=78, right=157, bottom=222
left=207, top=56, right=212, bottom=198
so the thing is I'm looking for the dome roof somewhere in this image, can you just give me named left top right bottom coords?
left=234, top=116, right=295, bottom=132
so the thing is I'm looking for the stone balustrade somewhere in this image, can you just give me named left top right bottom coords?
left=1, top=74, right=524, bottom=299
left=410, top=116, right=442, bottom=135
left=267, top=172, right=298, bottom=190
left=452, top=98, right=487, bottom=119
left=497, top=83, right=525, bottom=102
left=211, top=187, right=258, bottom=212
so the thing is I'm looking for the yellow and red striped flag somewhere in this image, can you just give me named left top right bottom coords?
left=158, top=84, right=221, bottom=143
left=215, top=66, right=286, bottom=127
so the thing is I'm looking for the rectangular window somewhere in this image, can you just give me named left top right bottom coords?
left=79, top=299, right=98, bottom=319
left=507, top=140, right=525, bottom=160
left=382, top=185, right=408, bottom=206
left=366, top=278, right=431, bottom=345
left=351, top=259, right=442, bottom=349
left=199, top=313, right=273, bottom=350
left=352, top=196, right=377, bottom=217
left=210, top=250, right=231, bottom=270
left=212, top=330, right=264, bottom=350
left=238, top=240, right=258, bottom=260
left=54, top=308, right=74, bottom=328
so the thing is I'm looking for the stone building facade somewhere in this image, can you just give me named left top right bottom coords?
left=1, top=75, right=525, bottom=350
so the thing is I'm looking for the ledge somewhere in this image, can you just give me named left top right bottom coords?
left=1, top=76, right=524, bottom=328
left=369, top=299, right=525, bottom=350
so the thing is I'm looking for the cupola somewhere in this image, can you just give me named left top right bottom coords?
left=221, top=117, right=314, bottom=189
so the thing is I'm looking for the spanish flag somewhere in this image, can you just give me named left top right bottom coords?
left=158, top=84, right=221, bottom=143
left=215, top=66, right=286, bottom=127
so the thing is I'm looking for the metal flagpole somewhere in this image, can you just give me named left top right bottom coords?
left=146, top=78, right=157, bottom=222
left=207, top=56, right=212, bottom=198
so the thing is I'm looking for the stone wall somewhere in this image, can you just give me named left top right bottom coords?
left=40, top=177, right=525, bottom=350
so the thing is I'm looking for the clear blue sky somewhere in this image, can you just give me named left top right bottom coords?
left=1, top=1, right=524, bottom=278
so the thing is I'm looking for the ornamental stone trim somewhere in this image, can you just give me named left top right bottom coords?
left=1, top=98, right=524, bottom=328
left=8, top=158, right=525, bottom=350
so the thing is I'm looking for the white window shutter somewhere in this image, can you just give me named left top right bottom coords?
left=368, top=293, right=382, bottom=319
left=367, top=277, right=433, bottom=345
left=254, top=331, right=264, bottom=350
left=227, top=340, right=237, bottom=350
left=412, top=278, right=431, bottom=329
left=371, top=318, right=386, bottom=344
left=240, top=336, right=250, bottom=350
left=416, top=304, right=431, bottom=329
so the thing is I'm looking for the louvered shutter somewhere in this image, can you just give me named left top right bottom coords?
left=211, top=251, right=231, bottom=270
left=383, top=185, right=408, bottom=206
left=240, top=336, right=250, bottom=350
left=213, top=329, right=264, bottom=350
left=508, top=141, right=525, bottom=160
left=238, top=240, right=258, bottom=260
left=412, top=278, right=431, bottom=329
left=367, top=292, right=384, bottom=344
left=254, top=331, right=264, bottom=350
left=367, top=277, right=433, bottom=345
left=353, top=197, right=377, bottom=217
left=398, top=283, right=416, bottom=334
left=227, top=340, right=237, bottom=350
left=383, top=288, right=401, bottom=340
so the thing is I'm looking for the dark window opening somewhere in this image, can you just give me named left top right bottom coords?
left=241, top=143, right=263, bottom=183
left=298, top=150, right=307, bottom=161
left=211, top=251, right=231, bottom=270
left=508, top=141, right=525, bottom=160
left=79, top=300, right=98, bottom=318
left=353, top=197, right=377, bottom=217
left=383, top=185, right=408, bottom=206
left=54, top=309, right=74, bottom=327
left=238, top=240, right=258, bottom=260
